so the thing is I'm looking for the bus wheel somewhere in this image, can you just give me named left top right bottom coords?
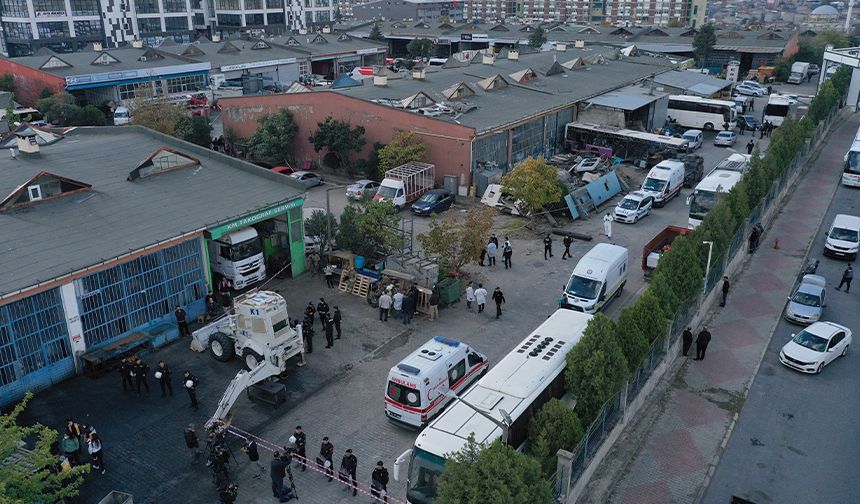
left=703, top=123, right=714, bottom=131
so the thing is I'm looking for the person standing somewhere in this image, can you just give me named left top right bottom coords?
left=695, top=327, right=712, bottom=361
left=749, top=97, right=755, bottom=112
left=340, top=449, right=358, bottom=497
left=603, top=213, right=613, bottom=239
left=465, top=282, right=475, bottom=311
left=371, top=461, right=390, bottom=503
left=543, top=234, right=553, bottom=259
left=270, top=451, right=288, bottom=500
left=302, top=315, right=315, bottom=353
left=682, top=327, right=693, bottom=357
left=320, top=436, right=334, bottom=481
left=119, top=357, right=134, bottom=392
left=185, top=423, right=202, bottom=464
left=308, top=251, right=320, bottom=276
left=183, top=370, right=199, bottom=409
left=62, top=432, right=80, bottom=466
left=746, top=139, right=755, bottom=155
left=739, top=120, right=746, bottom=135
left=133, top=357, right=149, bottom=394
left=562, top=235, right=573, bottom=260
left=156, top=360, right=172, bottom=397
left=317, top=298, right=329, bottom=327
left=402, top=288, right=417, bottom=325
left=324, top=263, right=336, bottom=288
left=479, top=247, right=487, bottom=267
left=486, top=240, right=497, bottom=266
left=492, top=287, right=506, bottom=319
left=293, top=426, right=307, bottom=471
left=720, top=276, right=730, bottom=307
left=489, top=233, right=499, bottom=248
left=760, top=122, right=766, bottom=139
left=502, top=241, right=513, bottom=269
left=475, top=284, right=488, bottom=314
left=87, top=432, right=105, bottom=474
left=392, top=289, right=404, bottom=320
left=429, top=289, right=440, bottom=321
left=333, top=307, right=342, bottom=339
left=304, top=302, right=316, bottom=329
left=175, top=305, right=190, bottom=338
left=837, top=264, right=854, bottom=292
left=378, top=291, right=392, bottom=322
left=324, top=315, right=334, bottom=349
left=218, top=277, right=233, bottom=309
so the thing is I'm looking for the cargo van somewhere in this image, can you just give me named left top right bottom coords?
left=641, top=159, right=685, bottom=206
left=682, top=130, right=703, bottom=151
left=385, top=336, right=488, bottom=429
left=113, top=106, right=131, bottom=126
left=207, top=227, right=267, bottom=290
left=563, top=243, right=628, bottom=313
left=824, top=214, right=860, bottom=260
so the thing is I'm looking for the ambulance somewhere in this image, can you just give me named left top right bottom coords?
left=385, top=336, right=489, bottom=429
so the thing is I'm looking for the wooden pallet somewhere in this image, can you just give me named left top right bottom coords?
left=338, top=271, right=352, bottom=292
left=352, top=274, right=372, bottom=298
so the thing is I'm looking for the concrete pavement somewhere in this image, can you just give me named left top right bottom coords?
left=578, top=110, right=859, bottom=504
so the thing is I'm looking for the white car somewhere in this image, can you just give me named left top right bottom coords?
left=289, top=171, right=325, bottom=188
left=714, top=131, right=737, bottom=146
left=741, top=80, right=768, bottom=93
left=779, top=321, right=851, bottom=374
left=735, top=84, right=765, bottom=97
left=346, top=179, right=380, bottom=199
left=613, top=191, right=654, bottom=223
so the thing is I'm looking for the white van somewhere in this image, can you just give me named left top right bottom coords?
left=563, top=243, right=628, bottom=313
left=113, top=106, right=131, bottom=126
left=385, top=336, right=488, bottom=428
left=824, top=214, right=860, bottom=260
left=682, top=130, right=703, bottom=151
left=641, top=159, right=685, bottom=206
left=207, top=227, right=267, bottom=290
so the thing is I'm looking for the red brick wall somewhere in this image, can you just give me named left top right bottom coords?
left=782, top=31, right=800, bottom=60
left=221, top=92, right=476, bottom=186
left=0, top=59, right=66, bottom=107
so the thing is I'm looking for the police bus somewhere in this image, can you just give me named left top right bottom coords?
left=392, top=309, right=594, bottom=504
left=667, top=95, right=737, bottom=131
left=842, top=126, right=860, bottom=187
left=685, top=154, right=751, bottom=229
left=762, top=94, right=791, bottom=127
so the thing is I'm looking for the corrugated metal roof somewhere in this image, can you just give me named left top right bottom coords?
left=652, top=70, right=732, bottom=93
left=587, top=86, right=666, bottom=111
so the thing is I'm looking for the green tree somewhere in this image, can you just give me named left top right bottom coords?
left=0, top=393, right=90, bottom=503
left=335, top=200, right=401, bottom=258
left=38, top=88, right=53, bottom=100
left=73, top=105, right=106, bottom=126
left=649, top=235, right=703, bottom=314
left=693, top=23, right=717, bottom=68
left=37, top=93, right=79, bottom=126
left=129, top=98, right=186, bottom=135
left=369, top=22, right=385, bottom=41
left=304, top=209, right=337, bottom=248
left=528, top=399, right=583, bottom=476
left=407, top=38, right=435, bottom=59
left=436, top=435, right=554, bottom=504
left=175, top=115, right=213, bottom=147
left=378, top=130, right=428, bottom=173
left=565, top=314, right=628, bottom=425
left=0, top=72, right=14, bottom=92
left=501, top=156, right=565, bottom=215
left=528, top=26, right=547, bottom=48
left=248, top=109, right=297, bottom=165
left=417, top=206, right=496, bottom=272
left=5, top=92, right=15, bottom=129
left=616, top=292, right=665, bottom=372
left=309, top=116, right=366, bottom=171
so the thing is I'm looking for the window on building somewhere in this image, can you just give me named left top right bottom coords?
left=193, top=13, right=204, bottom=26
left=267, top=12, right=284, bottom=24
left=118, top=81, right=157, bottom=100
left=138, top=18, right=162, bottom=33
left=245, top=13, right=263, bottom=25
left=266, top=0, right=283, bottom=8
left=472, top=131, right=508, bottom=172
left=511, top=117, right=545, bottom=164
left=162, top=0, right=187, bottom=13
left=3, top=22, right=32, bottom=39
left=215, top=0, right=240, bottom=9
left=244, top=0, right=262, bottom=9
left=298, top=59, right=309, bottom=76
left=70, top=0, right=100, bottom=15
left=164, top=16, right=188, bottom=31
left=316, top=10, right=330, bottom=22
left=304, top=0, right=312, bottom=7
left=135, top=0, right=160, bottom=13
left=32, top=0, right=66, bottom=15
left=317, top=0, right=330, bottom=6
left=73, top=20, right=101, bottom=37
left=0, top=0, right=29, bottom=17
left=216, top=13, right=241, bottom=26
left=36, top=22, right=70, bottom=38
left=166, top=74, right=204, bottom=93
left=304, top=11, right=313, bottom=24
left=190, top=0, right=202, bottom=8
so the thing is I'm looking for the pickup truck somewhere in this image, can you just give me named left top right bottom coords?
left=642, top=225, right=693, bottom=276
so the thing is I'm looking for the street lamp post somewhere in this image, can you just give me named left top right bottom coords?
left=703, top=240, right=714, bottom=296
left=324, top=185, right=348, bottom=253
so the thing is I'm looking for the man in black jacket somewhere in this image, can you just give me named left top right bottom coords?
left=119, top=358, right=134, bottom=391
left=492, top=287, right=506, bottom=319
left=317, top=298, right=329, bottom=326
left=340, top=449, right=358, bottom=496
left=695, top=327, right=712, bottom=361
left=320, top=436, right=334, bottom=481
left=270, top=451, right=288, bottom=499
left=324, top=315, right=334, bottom=349
left=292, top=426, right=307, bottom=471
left=133, top=357, right=149, bottom=393
left=156, top=361, right=172, bottom=397
left=682, top=327, right=693, bottom=357
left=333, top=307, right=342, bottom=339
left=371, top=460, right=390, bottom=503
left=183, top=370, right=199, bottom=409
left=175, top=305, right=190, bottom=338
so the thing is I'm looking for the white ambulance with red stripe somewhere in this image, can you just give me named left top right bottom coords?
left=385, top=336, right=488, bottom=429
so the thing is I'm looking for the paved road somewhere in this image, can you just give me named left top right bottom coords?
left=702, top=124, right=860, bottom=504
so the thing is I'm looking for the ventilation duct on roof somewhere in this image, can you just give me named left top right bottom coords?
left=92, top=42, right=103, bottom=51
left=131, top=39, right=143, bottom=48
left=212, top=33, right=221, bottom=42
left=482, top=52, right=495, bottom=65
left=373, top=75, right=388, bottom=86
left=575, top=40, right=585, bottom=48
left=556, top=43, right=567, bottom=52
left=508, top=49, right=519, bottom=60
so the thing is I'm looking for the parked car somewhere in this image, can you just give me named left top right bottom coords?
left=613, top=191, right=653, bottom=224
left=271, top=165, right=296, bottom=176
left=741, top=80, right=769, bottom=93
left=809, top=64, right=820, bottom=75
left=714, top=131, right=737, bottom=146
left=411, top=189, right=454, bottom=216
left=682, top=130, right=703, bottom=151
left=779, top=321, right=851, bottom=374
left=346, top=179, right=380, bottom=199
left=735, top=83, right=765, bottom=96
left=737, top=115, right=760, bottom=132
left=289, top=171, right=325, bottom=188
left=784, top=275, right=826, bottom=325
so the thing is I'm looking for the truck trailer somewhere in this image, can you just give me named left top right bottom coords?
left=788, top=62, right=810, bottom=84
left=374, top=162, right=435, bottom=210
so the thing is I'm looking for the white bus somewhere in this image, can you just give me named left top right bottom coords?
left=763, top=94, right=791, bottom=127
left=843, top=137, right=860, bottom=187
left=667, top=95, right=737, bottom=131
left=393, top=309, right=594, bottom=504
left=687, top=169, right=744, bottom=229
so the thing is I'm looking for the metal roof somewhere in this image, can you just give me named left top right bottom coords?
left=586, top=85, right=667, bottom=111
left=0, top=126, right=305, bottom=298
left=652, top=70, right=732, bottom=94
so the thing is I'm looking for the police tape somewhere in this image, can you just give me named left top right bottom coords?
left=223, top=423, right=408, bottom=504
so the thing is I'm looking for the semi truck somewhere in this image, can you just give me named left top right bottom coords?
left=788, top=62, right=810, bottom=84
left=207, top=227, right=267, bottom=290
left=374, top=162, right=435, bottom=210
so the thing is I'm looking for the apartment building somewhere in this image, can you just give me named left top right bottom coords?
left=465, top=0, right=707, bottom=26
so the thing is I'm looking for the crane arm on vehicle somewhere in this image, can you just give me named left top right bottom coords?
left=209, top=358, right=281, bottom=426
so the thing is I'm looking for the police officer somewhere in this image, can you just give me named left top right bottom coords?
left=320, top=436, right=334, bottom=481
left=175, top=305, right=190, bottom=338
left=156, top=360, right=172, bottom=397
left=304, top=303, right=316, bottom=329
left=562, top=235, right=573, bottom=260
left=333, top=307, right=342, bottom=339
left=324, top=315, right=334, bottom=349
left=317, top=298, right=329, bottom=326
left=371, top=460, right=390, bottom=503
left=543, top=234, right=553, bottom=260
left=340, top=448, right=358, bottom=496
left=183, top=370, right=199, bottom=409
left=119, top=357, right=134, bottom=391
left=302, top=315, right=314, bottom=353
left=292, top=426, right=307, bottom=472
left=133, top=357, right=149, bottom=394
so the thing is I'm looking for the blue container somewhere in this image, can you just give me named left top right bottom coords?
left=355, top=255, right=366, bottom=270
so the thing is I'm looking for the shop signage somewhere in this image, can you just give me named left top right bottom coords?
left=36, top=10, right=67, bottom=17
left=357, top=48, right=380, bottom=55
left=207, top=198, right=303, bottom=239
left=65, top=62, right=211, bottom=86
left=221, top=58, right=297, bottom=72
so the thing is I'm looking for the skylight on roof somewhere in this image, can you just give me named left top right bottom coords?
left=128, top=147, right=200, bottom=181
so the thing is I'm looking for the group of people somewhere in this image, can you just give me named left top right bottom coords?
left=59, top=418, right=105, bottom=474
left=302, top=298, right=343, bottom=352
left=377, top=283, right=420, bottom=325
left=748, top=222, right=765, bottom=253
left=119, top=357, right=201, bottom=409
left=682, top=326, right=712, bottom=361
left=480, top=234, right=514, bottom=269
left=464, top=282, right=506, bottom=318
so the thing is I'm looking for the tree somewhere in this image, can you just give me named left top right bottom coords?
left=309, top=116, right=366, bottom=171
left=528, top=399, right=583, bottom=476
left=354, top=142, right=385, bottom=180
left=417, top=206, right=496, bottom=272
left=369, top=22, right=384, bottom=41
left=667, top=18, right=684, bottom=28
left=248, top=109, right=298, bottom=165
left=38, top=88, right=53, bottom=100
left=565, top=314, right=629, bottom=425
left=304, top=209, right=337, bottom=247
left=500, top=157, right=564, bottom=215
left=37, top=93, right=77, bottom=125
left=528, top=26, right=547, bottom=48
left=175, top=115, right=213, bottom=147
left=129, top=98, right=186, bottom=135
left=436, top=435, right=554, bottom=504
left=693, top=23, right=717, bottom=68
left=615, top=292, right=665, bottom=372
left=0, top=73, right=14, bottom=92
left=0, top=393, right=90, bottom=503
left=5, top=92, right=15, bottom=129
left=378, top=130, right=428, bottom=173
left=407, top=38, right=435, bottom=59
left=335, top=200, right=401, bottom=259
left=73, top=105, right=106, bottom=126
left=648, top=235, right=703, bottom=314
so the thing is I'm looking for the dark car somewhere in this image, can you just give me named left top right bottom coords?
left=411, top=189, right=454, bottom=216
left=737, top=115, right=760, bottom=132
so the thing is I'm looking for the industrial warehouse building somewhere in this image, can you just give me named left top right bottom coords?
left=0, top=125, right=306, bottom=406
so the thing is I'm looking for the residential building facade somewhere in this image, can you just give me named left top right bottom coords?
left=464, top=0, right=706, bottom=26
